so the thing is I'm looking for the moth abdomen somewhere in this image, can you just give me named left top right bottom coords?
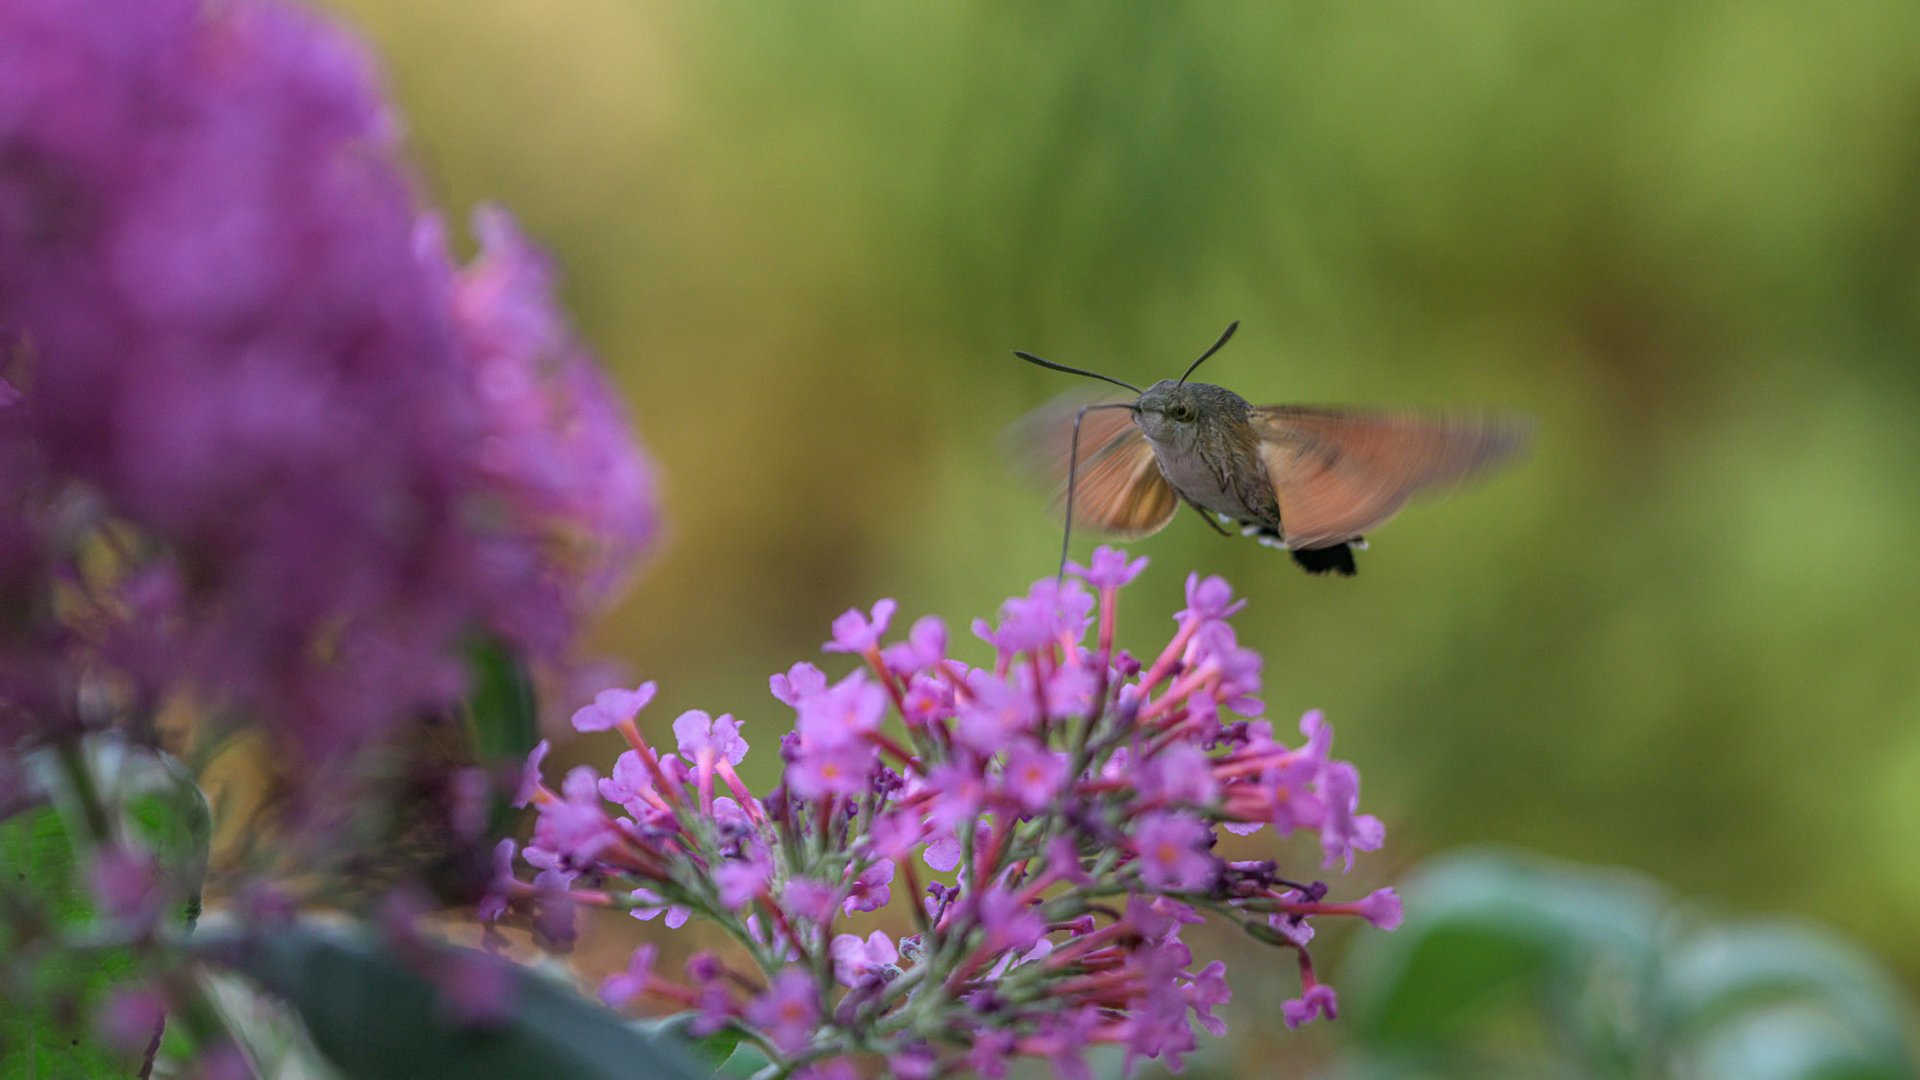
left=1289, top=544, right=1359, bottom=577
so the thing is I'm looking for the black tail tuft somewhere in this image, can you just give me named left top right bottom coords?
left=1291, top=544, right=1357, bottom=577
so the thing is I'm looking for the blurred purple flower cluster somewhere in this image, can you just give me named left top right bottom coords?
left=500, top=550, right=1399, bottom=1077
left=0, top=0, right=656, bottom=754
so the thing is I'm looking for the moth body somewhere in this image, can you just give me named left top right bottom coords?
left=1132, top=380, right=1281, bottom=532
left=1010, top=323, right=1531, bottom=577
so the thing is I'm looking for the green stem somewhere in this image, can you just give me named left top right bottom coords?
left=55, top=736, right=247, bottom=1073
left=55, top=737, right=115, bottom=843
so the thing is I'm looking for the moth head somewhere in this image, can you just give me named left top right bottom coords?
left=1136, top=380, right=1248, bottom=442
left=1134, top=380, right=1201, bottom=436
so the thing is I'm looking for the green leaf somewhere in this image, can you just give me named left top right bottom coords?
left=0, top=776, right=143, bottom=1077
left=634, top=1012, right=747, bottom=1071
left=200, top=920, right=709, bottom=1080
left=98, top=739, right=213, bottom=928
left=715, top=1042, right=774, bottom=1079
left=463, top=638, right=539, bottom=765
left=1, top=739, right=212, bottom=1077
left=1340, top=848, right=1667, bottom=1054
left=1677, top=1003, right=1916, bottom=1080
left=1659, top=922, right=1916, bottom=1068
left=200, top=969, right=349, bottom=1079
left=1338, top=851, right=1920, bottom=1079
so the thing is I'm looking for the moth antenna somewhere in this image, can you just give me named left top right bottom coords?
left=1059, top=402, right=1140, bottom=580
left=1012, top=350, right=1143, bottom=395
left=1176, top=320, right=1240, bottom=385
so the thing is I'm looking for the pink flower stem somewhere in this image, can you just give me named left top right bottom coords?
left=756, top=892, right=808, bottom=959
left=863, top=729, right=923, bottom=773
left=1138, top=618, right=1201, bottom=694
left=1053, top=968, right=1143, bottom=1004
left=715, top=760, right=768, bottom=826
left=1257, top=895, right=1372, bottom=921
left=642, top=982, right=701, bottom=1008
left=1097, top=585, right=1118, bottom=656
left=1137, top=662, right=1218, bottom=726
left=695, top=749, right=715, bottom=817
left=939, top=660, right=975, bottom=701
left=1213, top=749, right=1300, bottom=780
left=616, top=718, right=680, bottom=809
left=1042, top=923, right=1128, bottom=969
left=862, top=646, right=910, bottom=717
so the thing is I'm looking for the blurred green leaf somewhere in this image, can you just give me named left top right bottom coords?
left=1342, top=848, right=1666, bottom=1049
left=0, top=799, right=142, bottom=1077
left=1659, top=923, right=1915, bottom=1066
left=1341, top=851, right=1920, bottom=1079
left=100, top=739, right=213, bottom=929
left=633, top=1011, right=747, bottom=1071
left=715, top=1042, right=773, bottom=1079
left=0, top=740, right=213, bottom=1077
left=463, top=638, right=539, bottom=765
left=202, top=920, right=707, bottom=1080
left=201, top=969, right=348, bottom=1080
left=1678, top=1004, right=1915, bottom=1080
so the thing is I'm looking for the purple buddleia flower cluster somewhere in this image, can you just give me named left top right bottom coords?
left=0, top=0, right=657, bottom=755
left=0, top=0, right=658, bottom=1066
left=497, top=550, right=1400, bottom=1077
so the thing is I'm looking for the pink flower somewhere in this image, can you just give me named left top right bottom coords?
left=673, top=709, right=748, bottom=765
left=842, top=859, right=894, bottom=915
left=1178, top=573, right=1246, bottom=623
left=973, top=578, right=1093, bottom=657
left=1000, top=740, right=1067, bottom=813
left=598, top=749, right=659, bottom=808
left=1186, top=960, right=1231, bottom=1036
left=89, top=844, right=164, bottom=931
left=795, top=676, right=886, bottom=748
left=1353, top=886, right=1404, bottom=930
left=0, top=0, right=658, bottom=762
left=1138, top=742, right=1220, bottom=806
left=1068, top=546, right=1149, bottom=589
left=628, top=889, right=691, bottom=929
left=715, top=847, right=773, bottom=909
left=973, top=887, right=1045, bottom=954
left=521, top=557, right=1398, bottom=1077
left=883, top=616, right=948, bottom=676
left=787, top=739, right=874, bottom=800
left=954, top=676, right=1037, bottom=753
left=1282, top=984, right=1338, bottom=1028
left=571, top=682, right=657, bottom=733
left=1319, top=761, right=1386, bottom=871
left=830, top=930, right=899, bottom=986
left=533, top=766, right=616, bottom=863
left=781, top=878, right=839, bottom=924
left=513, top=740, right=551, bottom=808
left=900, top=674, right=955, bottom=726
left=97, top=986, right=166, bottom=1053
left=747, top=969, right=819, bottom=1055
left=599, top=944, right=657, bottom=1008
left=770, top=661, right=828, bottom=706
left=824, top=599, right=896, bottom=654
left=1131, top=813, right=1217, bottom=892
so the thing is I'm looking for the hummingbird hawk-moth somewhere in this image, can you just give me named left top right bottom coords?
left=1011, top=322, right=1530, bottom=576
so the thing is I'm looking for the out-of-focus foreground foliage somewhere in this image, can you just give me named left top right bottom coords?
left=1339, top=850, right=1916, bottom=1079
left=323, top=0, right=1920, bottom=1058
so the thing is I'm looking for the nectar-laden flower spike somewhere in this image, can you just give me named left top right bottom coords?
left=493, top=548, right=1396, bottom=1076
left=0, top=0, right=659, bottom=763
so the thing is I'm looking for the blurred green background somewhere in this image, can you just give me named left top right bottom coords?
left=325, top=0, right=1920, bottom=1068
